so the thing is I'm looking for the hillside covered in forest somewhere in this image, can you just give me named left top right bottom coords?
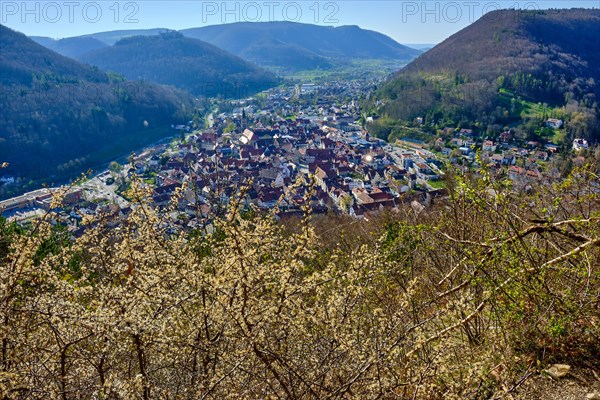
left=182, top=22, right=422, bottom=71
left=78, top=31, right=279, bottom=97
left=0, top=25, right=194, bottom=198
left=374, top=9, right=600, bottom=143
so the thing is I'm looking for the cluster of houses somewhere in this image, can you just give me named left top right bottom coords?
left=129, top=110, right=444, bottom=227
left=436, top=120, right=589, bottom=182
left=0, top=188, right=82, bottom=214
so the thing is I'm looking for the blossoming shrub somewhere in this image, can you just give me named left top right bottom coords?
left=0, top=166, right=598, bottom=399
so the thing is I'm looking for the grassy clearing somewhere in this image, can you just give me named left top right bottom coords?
left=498, top=88, right=565, bottom=120
left=428, top=179, right=447, bottom=189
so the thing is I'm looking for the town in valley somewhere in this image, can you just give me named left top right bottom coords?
left=1, top=79, right=589, bottom=233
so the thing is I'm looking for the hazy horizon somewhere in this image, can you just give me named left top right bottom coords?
left=2, top=1, right=598, bottom=45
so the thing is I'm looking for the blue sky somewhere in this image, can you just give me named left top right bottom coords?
left=1, top=0, right=598, bottom=44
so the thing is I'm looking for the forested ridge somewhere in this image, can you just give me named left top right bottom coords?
left=78, top=31, right=280, bottom=97
left=30, top=36, right=108, bottom=59
left=181, top=22, right=422, bottom=72
left=374, top=9, right=600, bottom=142
left=0, top=163, right=598, bottom=399
left=0, top=25, right=195, bottom=199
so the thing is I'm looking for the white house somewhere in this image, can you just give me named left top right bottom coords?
left=546, top=118, right=563, bottom=129
left=573, top=138, right=589, bottom=151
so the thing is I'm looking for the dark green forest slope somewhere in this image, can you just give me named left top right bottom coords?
left=0, top=25, right=194, bottom=198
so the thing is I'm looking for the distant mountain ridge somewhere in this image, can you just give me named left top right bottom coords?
left=181, top=22, right=421, bottom=70
left=234, top=37, right=333, bottom=71
left=404, top=44, right=437, bottom=51
left=29, top=22, right=421, bottom=73
left=79, top=28, right=170, bottom=45
left=78, top=31, right=279, bottom=97
left=30, top=36, right=108, bottom=58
